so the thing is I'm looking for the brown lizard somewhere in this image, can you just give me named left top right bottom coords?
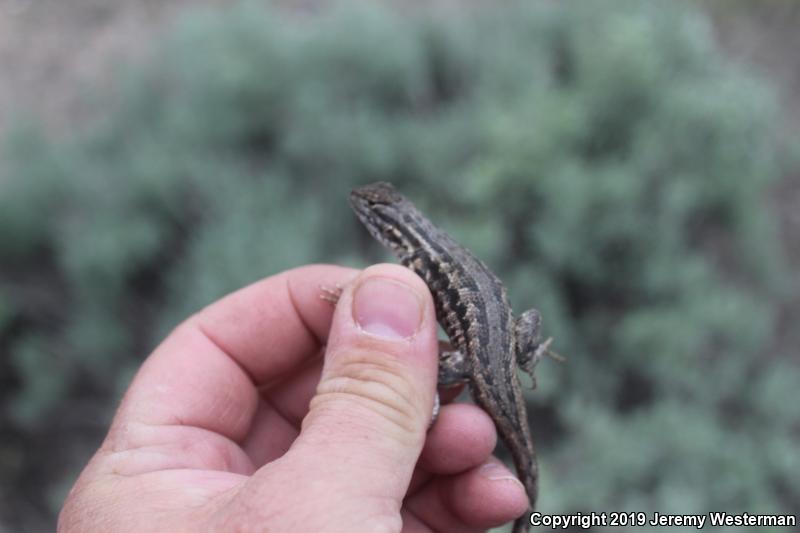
left=349, top=182, right=553, bottom=532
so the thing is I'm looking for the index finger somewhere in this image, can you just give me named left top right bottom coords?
left=115, top=264, right=359, bottom=444
left=195, top=263, right=360, bottom=384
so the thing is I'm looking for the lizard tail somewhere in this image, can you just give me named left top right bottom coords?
left=513, top=515, right=532, bottom=533
left=506, top=426, right=538, bottom=532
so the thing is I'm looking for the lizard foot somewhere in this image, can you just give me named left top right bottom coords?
left=319, top=283, right=344, bottom=305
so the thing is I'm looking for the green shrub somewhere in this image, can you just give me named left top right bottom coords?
left=1, top=1, right=795, bottom=529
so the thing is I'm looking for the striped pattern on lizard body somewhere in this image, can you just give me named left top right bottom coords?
left=350, top=182, right=548, bottom=533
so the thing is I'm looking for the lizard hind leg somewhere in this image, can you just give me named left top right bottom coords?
left=514, top=308, right=548, bottom=389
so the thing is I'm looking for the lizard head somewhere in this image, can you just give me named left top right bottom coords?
left=349, top=182, right=415, bottom=256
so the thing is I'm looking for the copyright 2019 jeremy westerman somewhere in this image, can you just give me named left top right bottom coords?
left=529, top=511, right=797, bottom=529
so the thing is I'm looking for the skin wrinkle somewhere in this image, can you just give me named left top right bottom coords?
left=241, top=399, right=298, bottom=467
left=406, top=479, right=476, bottom=533
left=117, top=321, right=258, bottom=444
left=178, top=435, right=247, bottom=473
left=194, top=318, right=259, bottom=388
left=258, top=392, right=293, bottom=429
left=398, top=510, right=432, bottom=533
left=204, top=375, right=254, bottom=443
left=314, top=353, right=424, bottom=438
left=406, top=467, right=434, bottom=498
left=419, top=404, right=496, bottom=476
left=244, top=394, right=302, bottom=464
left=306, top=389, right=416, bottom=449
left=328, top=347, right=417, bottom=397
left=212, top=451, right=401, bottom=532
left=259, top=348, right=324, bottom=426
left=99, top=424, right=253, bottom=477
left=108, top=471, right=236, bottom=530
left=405, top=458, right=525, bottom=531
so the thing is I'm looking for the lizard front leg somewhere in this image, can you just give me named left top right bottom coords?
left=438, top=342, right=470, bottom=387
left=434, top=342, right=471, bottom=427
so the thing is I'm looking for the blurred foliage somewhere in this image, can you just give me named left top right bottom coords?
left=1, top=0, right=797, bottom=530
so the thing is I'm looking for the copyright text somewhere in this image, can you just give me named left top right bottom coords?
left=530, top=511, right=797, bottom=529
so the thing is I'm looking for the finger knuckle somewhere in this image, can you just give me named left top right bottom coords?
left=315, top=349, right=422, bottom=436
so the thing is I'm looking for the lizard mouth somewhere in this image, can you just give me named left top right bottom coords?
left=349, top=183, right=409, bottom=250
left=348, top=192, right=375, bottom=225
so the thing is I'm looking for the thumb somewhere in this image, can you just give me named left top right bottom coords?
left=294, top=263, right=439, bottom=501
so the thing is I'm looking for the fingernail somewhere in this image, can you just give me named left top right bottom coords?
left=481, top=461, right=526, bottom=489
left=353, top=277, right=423, bottom=340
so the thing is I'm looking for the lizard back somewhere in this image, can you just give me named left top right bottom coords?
left=350, top=182, right=538, bottom=530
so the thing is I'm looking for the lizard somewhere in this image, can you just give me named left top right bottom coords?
left=348, top=181, right=552, bottom=533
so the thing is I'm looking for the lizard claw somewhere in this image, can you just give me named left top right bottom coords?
left=319, top=283, right=344, bottom=305
left=544, top=340, right=566, bottom=364
left=522, top=337, right=566, bottom=389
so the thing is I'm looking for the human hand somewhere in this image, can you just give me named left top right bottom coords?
left=58, top=264, right=528, bottom=532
